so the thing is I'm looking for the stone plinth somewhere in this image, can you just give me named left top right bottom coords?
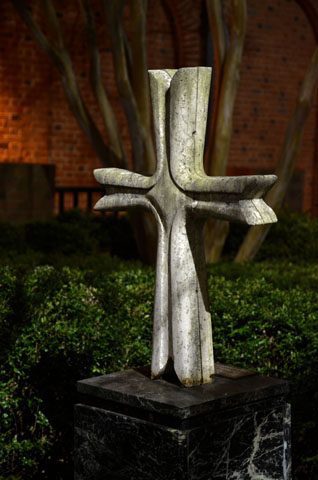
left=74, top=365, right=291, bottom=480
left=0, top=163, right=55, bottom=223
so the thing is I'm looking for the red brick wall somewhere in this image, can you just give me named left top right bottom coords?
left=0, top=3, right=51, bottom=166
left=227, top=0, right=317, bottom=213
left=0, top=0, right=179, bottom=189
left=0, top=0, right=317, bottom=213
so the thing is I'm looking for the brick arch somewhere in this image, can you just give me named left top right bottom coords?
left=161, top=0, right=205, bottom=67
left=297, top=0, right=318, bottom=40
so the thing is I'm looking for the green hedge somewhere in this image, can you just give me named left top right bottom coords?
left=0, top=267, right=17, bottom=361
left=225, top=210, right=318, bottom=262
left=1, top=210, right=318, bottom=265
left=0, top=262, right=318, bottom=479
left=0, top=209, right=138, bottom=261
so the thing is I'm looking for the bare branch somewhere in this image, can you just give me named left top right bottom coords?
left=205, top=0, right=226, bottom=70
left=43, top=0, right=65, bottom=49
left=204, top=0, right=226, bottom=174
left=205, top=0, right=247, bottom=263
left=209, top=0, right=247, bottom=176
left=103, top=0, right=151, bottom=173
left=129, top=0, right=155, bottom=173
left=79, top=0, right=126, bottom=165
left=11, top=0, right=61, bottom=66
left=235, top=46, right=318, bottom=263
left=267, top=47, right=318, bottom=208
left=12, top=0, right=119, bottom=166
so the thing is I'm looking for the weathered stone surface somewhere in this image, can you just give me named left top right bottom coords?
left=74, top=366, right=291, bottom=480
left=94, top=67, right=277, bottom=386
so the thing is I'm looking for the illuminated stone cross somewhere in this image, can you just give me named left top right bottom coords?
left=94, top=67, right=277, bottom=387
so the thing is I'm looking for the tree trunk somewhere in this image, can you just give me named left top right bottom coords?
left=235, top=46, right=318, bottom=263
left=204, top=0, right=226, bottom=172
left=205, top=0, right=247, bottom=263
left=13, top=0, right=158, bottom=264
left=80, top=0, right=126, bottom=165
left=127, top=0, right=157, bottom=263
left=129, top=0, right=156, bottom=174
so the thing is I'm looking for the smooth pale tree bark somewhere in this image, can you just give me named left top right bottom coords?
left=204, top=0, right=226, bottom=159
left=204, top=0, right=247, bottom=263
left=102, top=0, right=157, bottom=263
left=12, top=0, right=119, bottom=167
left=103, top=0, right=155, bottom=174
left=79, top=0, right=126, bottom=165
left=127, top=0, right=158, bottom=263
left=129, top=0, right=155, bottom=174
left=235, top=46, right=318, bottom=263
left=207, top=0, right=247, bottom=176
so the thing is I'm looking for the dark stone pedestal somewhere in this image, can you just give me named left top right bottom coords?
left=74, top=364, right=291, bottom=480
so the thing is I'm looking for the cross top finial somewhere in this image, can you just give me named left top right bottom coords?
left=94, top=67, right=277, bottom=387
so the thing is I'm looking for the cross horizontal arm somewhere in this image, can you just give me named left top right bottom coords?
left=177, top=174, right=277, bottom=199
left=94, top=193, right=151, bottom=211
left=191, top=198, right=277, bottom=225
left=167, top=67, right=277, bottom=204
left=94, top=168, right=155, bottom=190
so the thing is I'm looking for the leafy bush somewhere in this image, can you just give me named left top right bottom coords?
left=0, top=210, right=139, bottom=261
left=0, top=267, right=17, bottom=361
left=0, top=266, right=153, bottom=479
left=259, top=211, right=318, bottom=262
left=210, top=272, right=318, bottom=380
left=224, top=210, right=318, bottom=262
left=0, top=224, right=25, bottom=253
left=24, top=221, right=97, bottom=255
left=1, top=210, right=318, bottom=265
left=0, top=262, right=317, bottom=478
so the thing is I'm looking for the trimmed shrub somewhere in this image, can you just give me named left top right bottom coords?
left=0, top=210, right=139, bottom=261
left=210, top=273, right=318, bottom=381
left=1, top=210, right=318, bottom=264
left=0, top=224, right=25, bottom=253
left=224, top=210, right=318, bottom=262
left=261, top=211, right=318, bottom=262
left=0, top=262, right=317, bottom=478
left=24, top=221, right=97, bottom=255
left=0, top=267, right=17, bottom=360
left=0, top=266, right=153, bottom=479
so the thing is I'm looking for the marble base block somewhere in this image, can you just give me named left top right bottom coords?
left=74, top=364, right=291, bottom=480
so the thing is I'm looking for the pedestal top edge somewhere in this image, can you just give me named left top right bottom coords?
left=77, top=364, right=289, bottom=419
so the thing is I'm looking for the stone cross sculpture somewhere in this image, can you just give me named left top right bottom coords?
left=94, top=67, right=277, bottom=387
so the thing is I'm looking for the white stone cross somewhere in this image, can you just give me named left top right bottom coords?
left=94, top=67, right=277, bottom=387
